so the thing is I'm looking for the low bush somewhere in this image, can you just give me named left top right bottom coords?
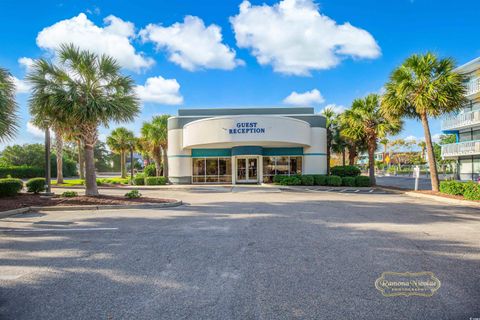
left=342, top=176, right=356, bottom=187
left=97, top=178, right=130, bottom=186
left=355, top=176, right=371, bottom=187
left=145, top=176, right=168, bottom=185
left=326, top=175, right=342, bottom=186
left=0, top=178, right=23, bottom=197
left=463, top=182, right=480, bottom=200
left=278, top=176, right=301, bottom=186
left=313, top=175, right=327, bottom=186
left=133, top=173, right=145, bottom=185
left=61, top=191, right=78, bottom=197
left=144, top=164, right=157, bottom=177
left=26, top=178, right=46, bottom=194
left=300, top=175, right=314, bottom=186
left=273, top=175, right=286, bottom=184
left=0, top=166, right=43, bottom=179
left=125, top=189, right=142, bottom=199
left=330, top=165, right=361, bottom=177
left=439, top=180, right=465, bottom=196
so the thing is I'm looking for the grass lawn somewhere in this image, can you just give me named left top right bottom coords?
left=52, top=177, right=130, bottom=186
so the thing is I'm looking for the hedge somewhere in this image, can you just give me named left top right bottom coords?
left=300, top=175, right=314, bottom=186
left=330, top=165, right=361, bottom=177
left=439, top=180, right=465, bottom=196
left=0, top=178, right=23, bottom=197
left=311, top=175, right=326, bottom=186
left=278, top=176, right=301, bottom=186
left=355, top=176, right=371, bottom=187
left=0, top=166, right=44, bottom=179
left=145, top=176, right=168, bottom=185
left=26, top=178, right=46, bottom=193
left=463, top=182, right=480, bottom=200
left=342, top=176, right=356, bottom=187
left=133, top=174, right=145, bottom=185
left=144, top=164, right=157, bottom=177
left=326, top=175, right=342, bottom=186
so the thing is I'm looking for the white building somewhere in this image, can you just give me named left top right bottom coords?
left=167, top=107, right=327, bottom=184
left=441, top=57, right=480, bottom=180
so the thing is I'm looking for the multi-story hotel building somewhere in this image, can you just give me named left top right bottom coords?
left=441, top=57, right=480, bottom=180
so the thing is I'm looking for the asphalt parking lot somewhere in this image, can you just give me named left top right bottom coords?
left=1, top=189, right=479, bottom=319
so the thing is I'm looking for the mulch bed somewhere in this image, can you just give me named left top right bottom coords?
left=415, top=190, right=480, bottom=203
left=0, top=193, right=174, bottom=212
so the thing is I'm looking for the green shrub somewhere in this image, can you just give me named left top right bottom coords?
left=439, top=180, right=465, bottom=196
left=278, top=176, right=301, bottom=185
left=463, top=182, right=480, bottom=200
left=300, top=175, right=314, bottom=186
left=96, top=178, right=130, bottom=185
left=145, top=176, right=168, bottom=185
left=0, top=166, right=44, bottom=179
left=326, top=175, right=342, bottom=186
left=330, top=165, right=361, bottom=177
left=61, top=191, right=78, bottom=197
left=313, top=175, right=327, bottom=186
left=144, top=164, right=157, bottom=177
left=273, top=175, right=287, bottom=184
left=133, top=173, right=145, bottom=185
left=125, top=189, right=142, bottom=199
left=26, top=178, right=46, bottom=194
left=0, top=178, right=23, bottom=197
left=342, top=176, right=356, bottom=187
left=355, top=176, right=371, bottom=187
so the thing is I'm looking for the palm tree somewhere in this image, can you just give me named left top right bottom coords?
left=107, top=127, right=135, bottom=178
left=379, top=138, right=389, bottom=164
left=27, top=44, right=140, bottom=195
left=332, top=119, right=347, bottom=166
left=382, top=53, right=466, bottom=191
left=418, top=141, right=427, bottom=161
left=64, top=129, right=85, bottom=179
left=135, top=137, right=152, bottom=165
left=0, top=68, right=19, bottom=142
left=342, top=94, right=402, bottom=185
left=141, top=115, right=170, bottom=177
left=321, top=107, right=337, bottom=174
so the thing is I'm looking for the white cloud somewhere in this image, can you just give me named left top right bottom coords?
left=18, top=57, right=34, bottom=72
left=283, top=89, right=324, bottom=105
left=432, top=133, right=442, bottom=143
left=36, top=13, right=154, bottom=72
left=404, top=135, right=418, bottom=143
left=140, top=16, right=243, bottom=71
left=13, top=76, right=31, bottom=94
left=27, top=122, right=44, bottom=138
left=230, top=0, right=381, bottom=75
left=135, top=76, right=183, bottom=105
left=322, top=103, right=346, bottom=114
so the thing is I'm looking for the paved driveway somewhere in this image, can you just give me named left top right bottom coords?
left=0, top=189, right=479, bottom=319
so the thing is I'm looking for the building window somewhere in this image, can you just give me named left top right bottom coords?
left=262, top=156, right=303, bottom=183
left=192, top=157, right=231, bottom=183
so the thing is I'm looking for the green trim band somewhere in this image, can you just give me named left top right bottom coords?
left=304, top=153, right=327, bottom=156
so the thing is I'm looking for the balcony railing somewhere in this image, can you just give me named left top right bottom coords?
left=441, top=140, right=480, bottom=158
left=441, top=109, right=480, bottom=130
left=466, top=77, right=480, bottom=96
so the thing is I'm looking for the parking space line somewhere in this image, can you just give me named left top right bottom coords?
left=1, top=227, right=119, bottom=233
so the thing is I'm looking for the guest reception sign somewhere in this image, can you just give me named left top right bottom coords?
left=228, top=122, right=266, bottom=134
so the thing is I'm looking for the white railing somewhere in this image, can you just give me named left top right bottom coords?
left=441, top=109, right=480, bottom=130
left=441, top=140, right=480, bottom=157
left=466, top=77, right=480, bottom=96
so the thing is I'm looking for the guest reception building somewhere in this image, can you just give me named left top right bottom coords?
left=167, top=107, right=327, bottom=184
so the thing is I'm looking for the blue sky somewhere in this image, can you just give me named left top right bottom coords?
left=1, top=0, right=479, bottom=149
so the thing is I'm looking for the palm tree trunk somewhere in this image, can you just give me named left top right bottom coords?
left=81, top=125, right=98, bottom=196
left=367, top=134, right=377, bottom=186
left=77, top=139, right=85, bottom=179
left=120, top=150, right=126, bottom=178
left=161, top=146, right=168, bottom=178
left=348, top=144, right=357, bottom=166
left=54, top=129, right=64, bottom=184
left=342, top=149, right=346, bottom=167
left=153, top=145, right=162, bottom=176
left=420, top=113, right=439, bottom=191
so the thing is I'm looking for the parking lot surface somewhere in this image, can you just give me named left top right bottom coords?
left=1, top=189, right=479, bottom=319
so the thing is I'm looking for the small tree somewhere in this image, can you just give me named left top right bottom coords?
left=141, top=115, right=170, bottom=177
left=107, top=128, right=135, bottom=178
left=321, top=107, right=337, bottom=174
left=382, top=53, right=466, bottom=191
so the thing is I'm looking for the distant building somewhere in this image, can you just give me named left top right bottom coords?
left=441, top=57, right=480, bottom=181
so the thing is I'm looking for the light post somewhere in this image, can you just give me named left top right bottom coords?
left=130, top=147, right=134, bottom=184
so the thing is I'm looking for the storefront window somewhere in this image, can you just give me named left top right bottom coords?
left=290, top=156, right=302, bottom=175
left=192, top=157, right=232, bottom=183
left=262, top=156, right=303, bottom=182
left=276, top=157, right=289, bottom=175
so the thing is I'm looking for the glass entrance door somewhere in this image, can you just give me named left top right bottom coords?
left=236, top=157, right=258, bottom=183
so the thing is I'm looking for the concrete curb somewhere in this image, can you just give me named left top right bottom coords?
left=0, top=200, right=183, bottom=218
left=404, top=192, right=480, bottom=208
left=0, top=207, right=30, bottom=219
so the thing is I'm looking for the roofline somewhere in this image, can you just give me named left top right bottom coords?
left=454, top=57, right=480, bottom=74
left=177, top=106, right=316, bottom=117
